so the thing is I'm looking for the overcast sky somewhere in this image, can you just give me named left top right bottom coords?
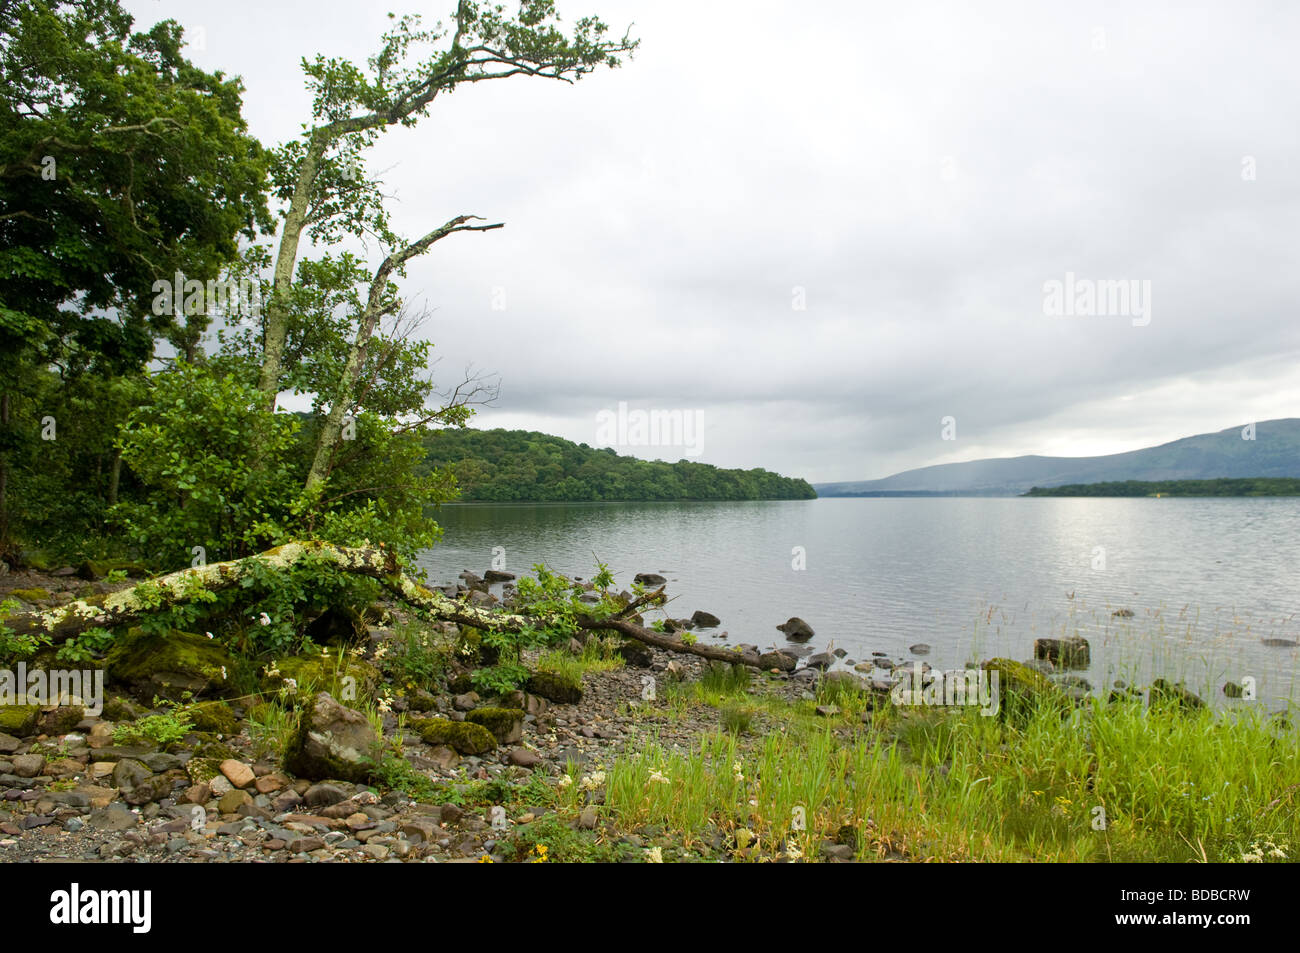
left=127, top=0, right=1300, bottom=483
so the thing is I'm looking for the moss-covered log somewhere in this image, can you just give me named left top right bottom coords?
left=3, top=540, right=772, bottom=669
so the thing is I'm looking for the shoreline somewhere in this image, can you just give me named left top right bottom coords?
left=1, top=563, right=1297, bottom=863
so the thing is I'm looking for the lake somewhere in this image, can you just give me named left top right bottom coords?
left=414, top=498, right=1300, bottom=708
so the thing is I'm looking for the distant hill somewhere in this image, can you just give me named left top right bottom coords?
left=424, top=428, right=817, bottom=502
left=815, top=419, right=1300, bottom=497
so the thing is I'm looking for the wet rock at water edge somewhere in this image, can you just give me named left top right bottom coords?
left=1034, top=636, right=1090, bottom=670
left=691, top=610, right=721, bottom=628
left=1148, top=678, right=1204, bottom=712
left=777, top=617, right=815, bottom=641
left=909, top=643, right=931, bottom=656
left=1112, top=608, right=1135, bottom=619
left=634, top=573, right=667, bottom=586
left=759, top=650, right=797, bottom=673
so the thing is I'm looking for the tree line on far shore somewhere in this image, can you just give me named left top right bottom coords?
left=423, top=428, right=817, bottom=502
left=1023, top=478, right=1300, bottom=497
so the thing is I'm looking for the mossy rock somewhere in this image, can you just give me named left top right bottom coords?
left=465, top=707, right=524, bottom=744
left=263, top=654, right=381, bottom=704
left=1149, top=679, right=1205, bottom=712
left=406, top=689, right=438, bottom=712
left=0, top=705, right=40, bottom=736
left=526, top=671, right=583, bottom=705
left=75, top=559, right=150, bottom=580
left=193, top=740, right=239, bottom=762
left=283, top=692, right=380, bottom=783
left=186, top=757, right=224, bottom=784
left=447, top=673, right=474, bottom=695
left=615, top=640, right=654, bottom=669
left=981, top=657, right=1066, bottom=720
left=188, top=700, right=239, bottom=735
left=38, top=706, right=84, bottom=735
left=9, top=587, right=52, bottom=604
left=414, top=718, right=497, bottom=755
left=105, top=627, right=235, bottom=701
left=20, top=550, right=55, bottom=573
left=102, top=696, right=145, bottom=722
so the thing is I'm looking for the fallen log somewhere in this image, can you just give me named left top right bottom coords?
left=2, top=541, right=772, bottom=670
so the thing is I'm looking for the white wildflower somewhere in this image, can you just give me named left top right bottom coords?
left=645, top=846, right=663, bottom=864
left=648, top=769, right=670, bottom=785
left=258, top=612, right=271, bottom=626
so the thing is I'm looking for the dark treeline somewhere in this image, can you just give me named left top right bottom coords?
left=1023, top=478, right=1300, bottom=497
left=423, top=428, right=817, bottom=502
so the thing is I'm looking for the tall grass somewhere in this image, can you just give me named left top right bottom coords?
left=604, top=691, right=1299, bottom=862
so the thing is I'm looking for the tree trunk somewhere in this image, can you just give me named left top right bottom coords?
left=107, top=446, right=122, bottom=506
left=0, top=391, right=10, bottom=547
left=256, top=133, right=325, bottom=407
left=303, top=215, right=503, bottom=493
left=3, top=540, right=770, bottom=670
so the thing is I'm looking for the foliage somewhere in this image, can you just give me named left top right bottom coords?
left=379, top=622, right=450, bottom=693
left=55, top=626, right=115, bottom=664
left=468, top=562, right=620, bottom=692
left=0, top=596, right=49, bottom=660
left=1024, top=478, right=1300, bottom=497
left=112, top=698, right=193, bottom=748
left=424, top=427, right=818, bottom=502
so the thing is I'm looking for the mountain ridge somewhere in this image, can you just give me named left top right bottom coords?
left=814, top=419, right=1300, bottom=496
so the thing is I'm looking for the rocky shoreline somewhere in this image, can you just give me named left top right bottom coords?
left=0, top=561, right=1240, bottom=863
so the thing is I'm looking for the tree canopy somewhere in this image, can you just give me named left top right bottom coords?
left=424, top=428, right=818, bottom=502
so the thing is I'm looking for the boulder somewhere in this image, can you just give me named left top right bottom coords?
left=691, top=610, right=721, bottom=628
left=526, top=672, right=583, bottom=705
left=614, top=640, right=654, bottom=669
left=1033, top=636, right=1090, bottom=670
left=283, top=692, right=381, bottom=783
left=263, top=654, right=381, bottom=702
left=634, top=573, right=667, bottom=586
left=105, top=627, right=235, bottom=700
left=188, top=700, right=239, bottom=734
left=465, top=707, right=524, bottom=745
left=805, top=652, right=834, bottom=671
left=413, top=718, right=496, bottom=756
left=909, top=643, right=931, bottom=656
left=777, top=617, right=815, bottom=641
left=981, top=657, right=1067, bottom=720
left=38, top=706, right=84, bottom=735
left=483, top=569, right=516, bottom=583
left=0, top=705, right=40, bottom=737
left=1149, top=679, right=1205, bottom=712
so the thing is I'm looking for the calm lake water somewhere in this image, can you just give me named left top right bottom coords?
left=414, top=498, right=1300, bottom=708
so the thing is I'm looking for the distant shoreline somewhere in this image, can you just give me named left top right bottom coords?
left=1023, top=478, right=1300, bottom=497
